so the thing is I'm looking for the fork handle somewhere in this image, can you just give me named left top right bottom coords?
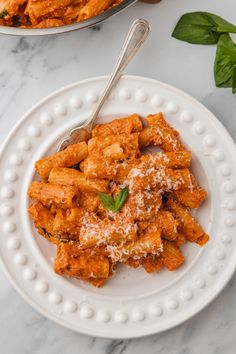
left=87, top=18, right=150, bottom=131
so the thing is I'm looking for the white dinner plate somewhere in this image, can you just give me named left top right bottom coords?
left=0, top=76, right=236, bottom=338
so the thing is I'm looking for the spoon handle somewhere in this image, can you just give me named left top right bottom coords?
left=87, top=18, right=150, bottom=131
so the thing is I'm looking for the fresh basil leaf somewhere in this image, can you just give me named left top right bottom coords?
left=206, top=13, right=236, bottom=33
left=114, top=187, right=129, bottom=211
left=99, top=193, right=116, bottom=212
left=99, top=187, right=129, bottom=212
left=172, top=12, right=236, bottom=45
left=214, top=34, right=236, bottom=88
left=232, top=66, right=236, bottom=94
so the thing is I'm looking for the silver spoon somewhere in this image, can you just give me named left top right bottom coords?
left=58, top=18, right=150, bottom=151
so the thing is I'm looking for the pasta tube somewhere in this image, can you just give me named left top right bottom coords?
left=88, top=132, right=140, bottom=159
left=128, top=167, right=194, bottom=193
left=146, top=211, right=178, bottom=241
left=140, top=151, right=191, bottom=169
left=35, top=141, right=88, bottom=179
left=103, top=142, right=126, bottom=160
left=49, top=167, right=109, bottom=193
left=139, top=126, right=162, bottom=148
left=28, top=202, right=58, bottom=244
left=146, top=113, right=186, bottom=151
left=83, top=156, right=118, bottom=179
left=54, top=243, right=110, bottom=279
left=79, top=0, right=114, bottom=20
left=107, top=231, right=163, bottom=262
left=28, top=181, right=79, bottom=209
left=26, top=0, right=73, bottom=25
left=92, top=114, right=142, bottom=137
left=124, top=257, right=141, bottom=269
left=141, top=254, right=163, bottom=273
left=122, top=190, right=162, bottom=221
left=79, top=213, right=137, bottom=249
left=174, top=187, right=207, bottom=209
left=173, top=232, right=187, bottom=247
left=53, top=207, right=84, bottom=235
left=166, top=197, right=209, bottom=245
left=161, top=240, right=185, bottom=271
left=79, top=191, right=100, bottom=212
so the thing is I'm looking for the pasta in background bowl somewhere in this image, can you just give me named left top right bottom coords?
left=0, top=0, right=137, bottom=35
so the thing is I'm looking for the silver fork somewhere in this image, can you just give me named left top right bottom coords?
left=58, top=18, right=150, bottom=151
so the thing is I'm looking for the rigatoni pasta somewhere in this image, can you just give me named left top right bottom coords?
left=35, top=142, right=88, bottom=179
left=88, top=132, right=140, bottom=159
left=28, top=181, right=79, bottom=209
left=54, top=243, right=110, bottom=279
left=79, top=213, right=137, bottom=249
left=92, top=113, right=142, bottom=137
left=165, top=196, right=208, bottom=244
left=49, top=167, right=109, bottom=193
left=147, top=112, right=186, bottom=151
left=28, top=112, right=209, bottom=287
left=0, top=0, right=124, bottom=28
left=108, top=231, right=162, bottom=262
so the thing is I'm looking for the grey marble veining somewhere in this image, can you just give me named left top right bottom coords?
left=0, top=0, right=235, bottom=353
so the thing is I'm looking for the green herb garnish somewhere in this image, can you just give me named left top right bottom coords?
left=172, top=12, right=236, bottom=45
left=99, top=187, right=129, bottom=212
left=172, top=12, right=236, bottom=94
left=214, top=34, right=236, bottom=93
left=232, top=66, right=236, bottom=94
left=0, top=10, right=8, bottom=19
left=41, top=227, right=52, bottom=238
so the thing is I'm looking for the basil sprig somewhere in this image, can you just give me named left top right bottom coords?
left=172, top=12, right=236, bottom=45
left=214, top=34, right=236, bottom=93
left=172, top=12, right=236, bottom=94
left=99, top=187, right=129, bottom=212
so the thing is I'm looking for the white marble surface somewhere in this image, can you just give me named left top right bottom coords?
left=0, top=0, right=236, bottom=352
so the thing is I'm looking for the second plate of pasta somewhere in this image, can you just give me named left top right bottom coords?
left=0, top=75, right=235, bottom=338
